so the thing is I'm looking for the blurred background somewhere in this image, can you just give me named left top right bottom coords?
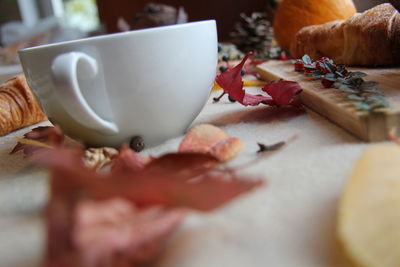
left=0, top=0, right=389, bottom=82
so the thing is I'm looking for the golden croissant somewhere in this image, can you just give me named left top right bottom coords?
left=291, top=3, right=400, bottom=66
left=0, top=75, right=47, bottom=136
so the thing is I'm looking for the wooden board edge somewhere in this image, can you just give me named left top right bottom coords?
left=256, top=61, right=400, bottom=142
left=256, top=64, right=371, bottom=141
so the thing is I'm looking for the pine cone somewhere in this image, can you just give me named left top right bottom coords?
left=131, top=3, right=188, bottom=30
left=230, top=12, right=274, bottom=55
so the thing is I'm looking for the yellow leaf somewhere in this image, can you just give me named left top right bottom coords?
left=16, top=137, right=54, bottom=149
left=212, top=80, right=267, bottom=90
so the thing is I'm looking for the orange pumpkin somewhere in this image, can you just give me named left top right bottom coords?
left=273, top=0, right=357, bottom=51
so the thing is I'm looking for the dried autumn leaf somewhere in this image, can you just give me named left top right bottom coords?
left=48, top=197, right=185, bottom=267
left=215, top=53, right=269, bottom=106
left=10, top=125, right=65, bottom=156
left=215, top=53, right=303, bottom=107
left=39, top=144, right=263, bottom=267
left=111, top=144, right=150, bottom=173
left=208, top=137, right=243, bottom=162
left=179, top=124, right=229, bottom=153
left=14, top=137, right=53, bottom=150
left=74, top=201, right=185, bottom=266
left=142, top=153, right=219, bottom=182
left=215, top=53, right=251, bottom=101
left=43, top=149, right=185, bottom=267
left=262, top=80, right=303, bottom=107
left=179, top=124, right=243, bottom=161
left=36, top=148, right=263, bottom=211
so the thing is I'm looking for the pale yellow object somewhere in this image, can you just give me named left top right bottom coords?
left=338, top=144, right=400, bottom=267
left=15, top=137, right=53, bottom=149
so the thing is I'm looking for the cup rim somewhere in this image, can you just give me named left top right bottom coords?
left=19, top=19, right=216, bottom=53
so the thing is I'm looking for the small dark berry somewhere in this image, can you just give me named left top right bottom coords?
left=219, top=65, right=228, bottom=73
left=130, top=135, right=145, bottom=152
left=241, top=68, right=246, bottom=76
left=294, top=60, right=304, bottom=72
left=321, top=79, right=334, bottom=88
left=222, top=55, right=229, bottom=62
left=315, top=62, right=324, bottom=72
left=228, top=96, right=237, bottom=103
left=304, top=67, right=313, bottom=74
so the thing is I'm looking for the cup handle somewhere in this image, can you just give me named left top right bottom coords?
left=51, top=52, right=118, bottom=135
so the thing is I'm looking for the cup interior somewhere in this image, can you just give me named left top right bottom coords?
left=20, top=20, right=217, bottom=52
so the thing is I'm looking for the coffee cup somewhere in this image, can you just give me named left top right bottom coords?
left=19, top=20, right=217, bottom=148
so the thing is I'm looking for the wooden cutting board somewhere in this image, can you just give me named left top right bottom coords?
left=256, top=60, right=400, bottom=142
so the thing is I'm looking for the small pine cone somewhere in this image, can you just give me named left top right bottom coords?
left=230, top=12, right=274, bottom=54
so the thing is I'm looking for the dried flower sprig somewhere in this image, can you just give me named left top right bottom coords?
left=257, top=141, right=285, bottom=153
left=257, top=134, right=298, bottom=154
left=293, top=55, right=389, bottom=111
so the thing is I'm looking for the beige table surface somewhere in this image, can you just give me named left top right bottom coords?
left=0, top=89, right=375, bottom=267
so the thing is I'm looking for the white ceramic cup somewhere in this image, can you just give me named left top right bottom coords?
left=19, top=20, right=217, bottom=148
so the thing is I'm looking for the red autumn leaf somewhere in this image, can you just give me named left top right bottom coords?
left=37, top=140, right=264, bottom=266
left=262, top=80, right=303, bottom=107
left=215, top=53, right=270, bottom=106
left=102, top=167, right=263, bottom=211
left=36, top=148, right=263, bottom=211
left=127, top=170, right=264, bottom=211
left=111, top=144, right=150, bottom=173
left=10, top=125, right=65, bottom=156
left=242, top=93, right=273, bottom=106
left=42, top=149, right=185, bottom=267
left=41, top=147, right=263, bottom=266
left=47, top=198, right=185, bottom=267
left=215, top=53, right=252, bottom=102
left=142, top=153, right=219, bottom=182
left=215, top=53, right=303, bottom=108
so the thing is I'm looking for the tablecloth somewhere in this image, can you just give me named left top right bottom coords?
left=0, top=89, right=373, bottom=267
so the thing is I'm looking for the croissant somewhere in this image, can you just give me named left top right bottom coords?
left=291, top=3, right=400, bottom=66
left=0, top=75, right=47, bottom=136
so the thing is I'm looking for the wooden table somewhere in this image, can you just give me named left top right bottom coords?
left=0, top=88, right=372, bottom=267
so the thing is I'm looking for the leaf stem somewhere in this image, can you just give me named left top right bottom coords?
left=213, top=92, right=226, bottom=102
